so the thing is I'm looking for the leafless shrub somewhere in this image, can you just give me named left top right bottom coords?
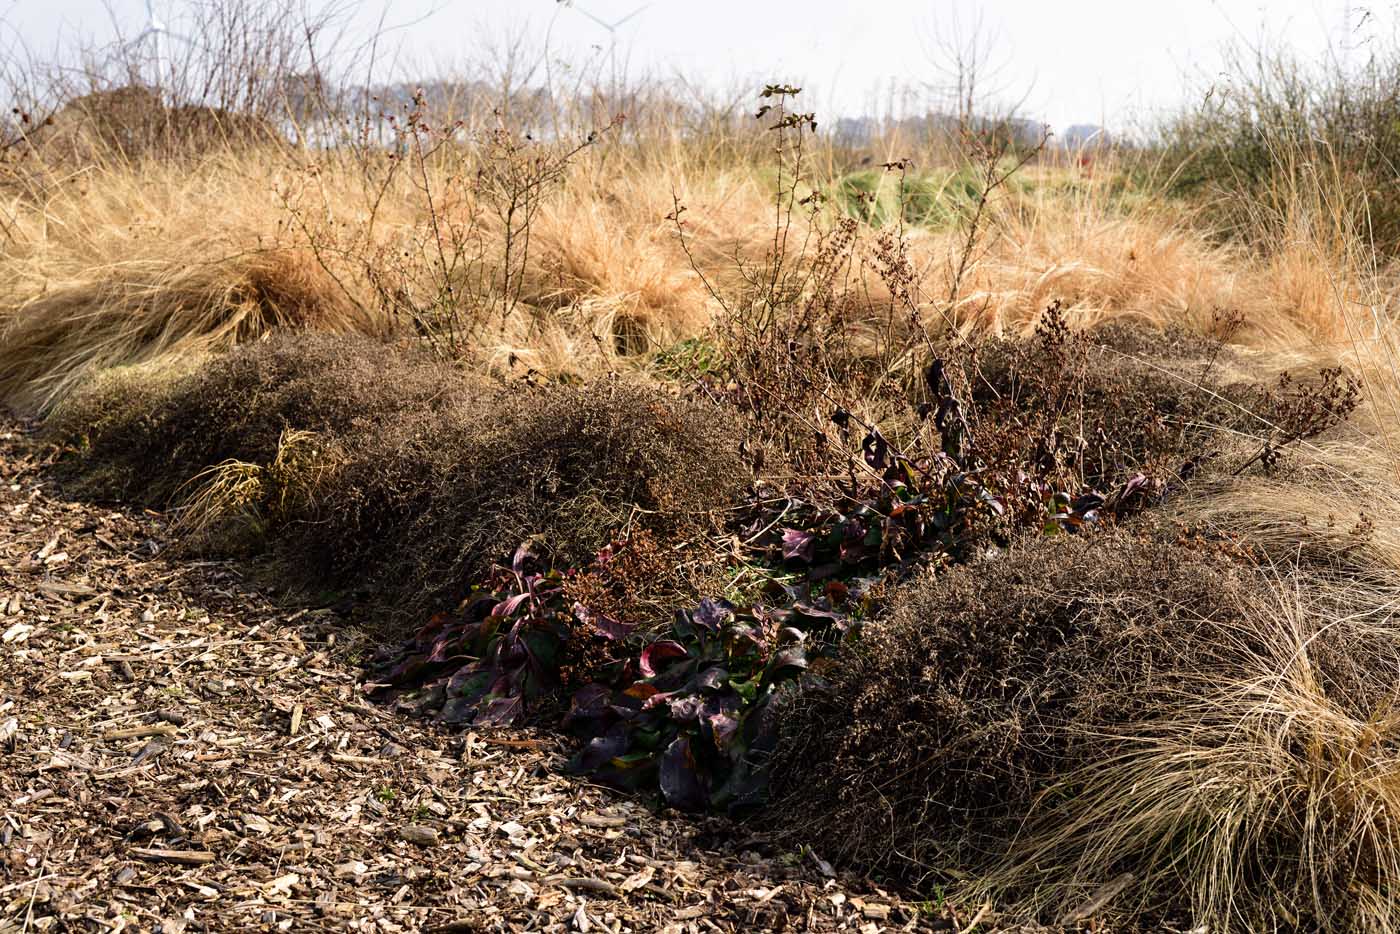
left=282, top=90, right=617, bottom=360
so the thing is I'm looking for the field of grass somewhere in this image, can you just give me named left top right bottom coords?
left=8, top=25, right=1400, bottom=930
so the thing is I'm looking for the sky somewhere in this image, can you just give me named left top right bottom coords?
left=2, top=0, right=1394, bottom=132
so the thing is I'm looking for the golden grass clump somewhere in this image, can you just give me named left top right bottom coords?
left=986, top=577, right=1400, bottom=931
left=1, top=248, right=369, bottom=413
left=1174, top=435, right=1400, bottom=579
left=173, top=427, right=338, bottom=546
left=926, top=162, right=1377, bottom=353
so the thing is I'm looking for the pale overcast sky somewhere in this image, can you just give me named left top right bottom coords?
left=2, top=0, right=1393, bottom=131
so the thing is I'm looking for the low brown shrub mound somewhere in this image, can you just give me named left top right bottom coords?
left=19, top=86, right=283, bottom=165
left=963, top=317, right=1265, bottom=492
left=299, top=373, right=746, bottom=618
left=712, top=308, right=1271, bottom=496
left=53, top=333, right=464, bottom=502
left=767, top=532, right=1255, bottom=865
left=54, top=333, right=747, bottom=618
left=766, top=530, right=1400, bottom=930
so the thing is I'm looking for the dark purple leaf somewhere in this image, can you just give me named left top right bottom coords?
left=1072, top=491, right=1106, bottom=514
left=659, top=736, right=707, bottom=810
left=767, top=646, right=808, bottom=680
left=763, top=578, right=804, bottom=604
left=571, top=722, right=630, bottom=773
left=592, top=750, right=659, bottom=791
left=446, top=665, right=491, bottom=702
left=701, top=697, right=741, bottom=752
left=385, top=656, right=432, bottom=684
left=572, top=602, right=634, bottom=641
left=564, top=684, right=612, bottom=729
left=781, top=528, right=817, bottom=562
left=493, top=592, right=530, bottom=617
left=696, top=666, right=729, bottom=691
left=668, top=694, right=706, bottom=723
left=708, top=710, right=740, bottom=751
left=790, top=603, right=847, bottom=628
left=1109, top=473, right=1160, bottom=512
left=1119, top=473, right=1149, bottom=498
left=439, top=695, right=479, bottom=725
left=475, top=694, right=523, bottom=726
left=862, top=428, right=890, bottom=470
left=520, top=629, right=562, bottom=677
left=640, top=640, right=689, bottom=677
left=977, top=487, right=1006, bottom=516
left=426, top=634, right=455, bottom=664
left=693, top=598, right=733, bottom=632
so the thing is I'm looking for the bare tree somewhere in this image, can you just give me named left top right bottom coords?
left=920, top=6, right=1027, bottom=131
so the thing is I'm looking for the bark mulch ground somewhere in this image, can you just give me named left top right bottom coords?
left=0, top=421, right=961, bottom=933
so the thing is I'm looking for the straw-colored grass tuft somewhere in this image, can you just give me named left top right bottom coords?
left=173, top=427, right=337, bottom=546
left=984, top=576, right=1400, bottom=932
left=1, top=247, right=373, bottom=414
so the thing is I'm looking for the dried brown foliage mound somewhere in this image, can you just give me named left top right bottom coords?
left=52, top=334, right=747, bottom=618
left=52, top=334, right=463, bottom=502
left=20, top=86, right=282, bottom=165
left=767, top=530, right=1400, bottom=929
left=303, top=373, right=746, bottom=618
left=767, top=532, right=1254, bottom=865
left=962, top=315, right=1265, bottom=494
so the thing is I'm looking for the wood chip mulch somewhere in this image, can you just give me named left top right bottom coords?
left=0, top=423, right=958, bottom=933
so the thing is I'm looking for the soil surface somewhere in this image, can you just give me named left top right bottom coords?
left=0, top=422, right=957, bottom=933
